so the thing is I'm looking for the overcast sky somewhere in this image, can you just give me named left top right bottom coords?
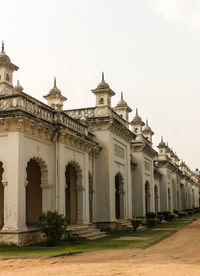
left=1, top=0, right=200, bottom=170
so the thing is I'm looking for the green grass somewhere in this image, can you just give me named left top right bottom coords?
left=0, top=213, right=199, bottom=259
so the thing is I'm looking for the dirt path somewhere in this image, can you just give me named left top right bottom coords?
left=1, top=220, right=200, bottom=276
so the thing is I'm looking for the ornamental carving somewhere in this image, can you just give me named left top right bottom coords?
left=114, top=144, right=125, bottom=159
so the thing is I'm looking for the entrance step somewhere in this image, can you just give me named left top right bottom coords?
left=66, top=224, right=107, bottom=240
left=116, top=219, right=133, bottom=230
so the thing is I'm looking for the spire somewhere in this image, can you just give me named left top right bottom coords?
left=2, top=41, right=4, bottom=52
left=136, top=108, right=138, bottom=116
left=54, top=77, right=57, bottom=87
left=121, top=91, right=123, bottom=100
left=146, top=119, right=148, bottom=126
left=102, top=72, right=104, bottom=81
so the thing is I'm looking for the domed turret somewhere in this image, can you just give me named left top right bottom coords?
left=49, top=78, right=61, bottom=95
left=0, top=42, right=11, bottom=63
left=113, top=92, right=132, bottom=126
left=92, top=72, right=115, bottom=109
left=44, top=78, right=67, bottom=111
left=130, top=108, right=145, bottom=135
left=157, top=136, right=165, bottom=148
left=0, top=41, right=19, bottom=95
left=131, top=108, right=143, bottom=125
left=97, top=72, right=110, bottom=89
left=143, top=120, right=154, bottom=142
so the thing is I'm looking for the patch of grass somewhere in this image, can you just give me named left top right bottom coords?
left=0, top=213, right=200, bottom=259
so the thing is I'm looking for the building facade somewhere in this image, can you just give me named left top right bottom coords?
left=0, top=45, right=199, bottom=245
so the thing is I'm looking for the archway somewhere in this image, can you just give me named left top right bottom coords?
left=154, top=185, right=158, bottom=213
left=115, top=173, right=124, bottom=220
left=145, top=181, right=150, bottom=214
left=65, top=163, right=78, bottom=224
left=0, top=162, right=4, bottom=228
left=26, top=159, right=42, bottom=225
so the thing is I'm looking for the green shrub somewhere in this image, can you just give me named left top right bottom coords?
left=158, top=211, right=175, bottom=221
left=166, top=213, right=175, bottom=221
left=194, top=207, right=200, bottom=213
left=130, top=218, right=142, bottom=232
left=157, top=214, right=164, bottom=223
left=147, top=218, right=157, bottom=227
left=185, top=209, right=194, bottom=215
left=39, top=210, right=68, bottom=246
left=173, top=210, right=178, bottom=214
left=158, top=211, right=170, bottom=220
left=146, top=212, right=156, bottom=219
left=178, top=211, right=185, bottom=218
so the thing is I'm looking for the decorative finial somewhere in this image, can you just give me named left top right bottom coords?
left=136, top=108, right=138, bottom=115
left=54, top=77, right=56, bottom=87
left=2, top=41, right=4, bottom=52
left=121, top=91, right=123, bottom=100
left=161, top=136, right=163, bottom=141
left=17, top=80, right=19, bottom=85
left=146, top=119, right=148, bottom=126
left=102, top=72, right=104, bottom=81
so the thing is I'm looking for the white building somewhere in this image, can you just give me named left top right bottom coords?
left=0, top=44, right=199, bottom=245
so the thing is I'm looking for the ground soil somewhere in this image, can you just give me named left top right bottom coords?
left=1, top=219, right=200, bottom=276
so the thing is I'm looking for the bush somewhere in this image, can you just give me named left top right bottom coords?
left=178, top=211, right=185, bottom=218
left=130, top=218, right=142, bottom=232
left=185, top=209, right=194, bottom=215
left=173, top=210, right=178, bottom=214
left=146, top=212, right=156, bottom=219
left=158, top=211, right=170, bottom=220
left=158, top=211, right=175, bottom=221
left=39, top=210, right=68, bottom=246
left=166, top=213, right=175, bottom=221
left=147, top=218, right=157, bottom=227
left=157, top=214, right=164, bottom=224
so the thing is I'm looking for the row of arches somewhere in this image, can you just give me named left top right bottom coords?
left=0, top=159, right=90, bottom=228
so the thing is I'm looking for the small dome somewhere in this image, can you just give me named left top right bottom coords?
left=49, top=78, right=61, bottom=95
left=14, top=80, right=23, bottom=92
left=157, top=137, right=165, bottom=148
left=0, top=42, right=11, bottom=63
left=143, top=120, right=152, bottom=133
left=97, top=72, right=110, bottom=89
left=131, top=108, right=142, bottom=125
left=116, top=92, right=128, bottom=107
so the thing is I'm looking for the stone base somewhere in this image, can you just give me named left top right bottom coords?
left=0, top=228, right=44, bottom=246
left=96, top=221, right=116, bottom=230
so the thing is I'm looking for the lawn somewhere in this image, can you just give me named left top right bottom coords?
left=0, top=213, right=199, bottom=259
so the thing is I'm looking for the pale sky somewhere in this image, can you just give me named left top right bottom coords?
left=1, top=0, right=200, bottom=170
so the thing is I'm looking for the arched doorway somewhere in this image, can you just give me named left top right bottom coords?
left=0, top=162, right=4, bottom=228
left=26, top=159, right=42, bottom=225
left=168, top=188, right=171, bottom=211
left=154, top=185, right=158, bottom=213
left=115, top=173, right=124, bottom=220
left=145, top=182, right=150, bottom=214
left=65, top=164, right=78, bottom=224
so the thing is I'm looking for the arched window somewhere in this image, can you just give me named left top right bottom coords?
left=6, top=74, right=9, bottom=81
left=135, top=128, right=138, bottom=133
left=99, top=98, right=104, bottom=104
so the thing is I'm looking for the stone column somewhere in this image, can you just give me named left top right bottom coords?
left=76, top=179, right=84, bottom=224
left=3, top=132, right=27, bottom=231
